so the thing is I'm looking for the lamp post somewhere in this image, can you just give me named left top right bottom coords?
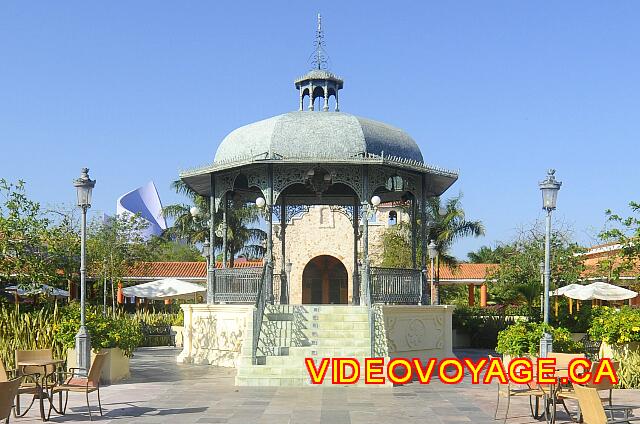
left=539, top=169, right=561, bottom=357
left=285, top=261, right=292, bottom=304
left=74, top=168, right=95, bottom=376
left=428, top=240, right=438, bottom=305
left=539, top=261, right=545, bottom=317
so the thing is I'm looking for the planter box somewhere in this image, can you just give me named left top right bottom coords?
left=600, top=341, right=640, bottom=359
left=66, top=347, right=130, bottom=385
left=171, top=326, right=184, bottom=348
left=571, top=332, right=587, bottom=343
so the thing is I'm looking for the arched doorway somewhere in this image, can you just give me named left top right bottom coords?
left=302, top=255, right=348, bottom=304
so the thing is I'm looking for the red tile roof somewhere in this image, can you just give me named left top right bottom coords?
left=125, top=261, right=263, bottom=279
left=439, top=263, right=496, bottom=281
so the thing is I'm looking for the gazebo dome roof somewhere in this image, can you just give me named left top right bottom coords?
left=214, top=111, right=424, bottom=165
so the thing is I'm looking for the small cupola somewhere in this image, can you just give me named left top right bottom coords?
left=294, top=14, right=343, bottom=112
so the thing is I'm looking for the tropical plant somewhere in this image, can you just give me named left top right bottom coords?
left=467, top=244, right=514, bottom=264
left=496, top=322, right=582, bottom=356
left=162, top=180, right=266, bottom=265
left=0, top=304, right=65, bottom=369
left=489, top=224, right=585, bottom=310
left=589, top=306, right=640, bottom=345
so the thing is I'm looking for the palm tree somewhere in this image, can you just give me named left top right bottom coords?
left=424, top=195, right=485, bottom=302
left=161, top=180, right=266, bottom=265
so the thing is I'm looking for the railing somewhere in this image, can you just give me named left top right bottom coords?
left=252, top=262, right=270, bottom=365
left=215, top=267, right=263, bottom=303
left=369, top=267, right=422, bottom=305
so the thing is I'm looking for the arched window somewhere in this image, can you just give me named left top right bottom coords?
left=388, top=210, right=398, bottom=226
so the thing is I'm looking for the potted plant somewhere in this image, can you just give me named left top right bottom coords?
left=55, top=305, right=143, bottom=384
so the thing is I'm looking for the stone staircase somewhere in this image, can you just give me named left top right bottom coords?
left=236, top=305, right=389, bottom=387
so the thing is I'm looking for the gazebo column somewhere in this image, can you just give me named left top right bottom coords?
left=207, top=173, right=216, bottom=304
left=411, top=194, right=417, bottom=269
left=222, top=192, right=228, bottom=268
left=480, top=284, right=487, bottom=307
left=280, top=195, right=288, bottom=304
left=266, top=164, right=275, bottom=304
left=352, top=197, right=360, bottom=305
left=420, top=173, right=427, bottom=305
left=468, top=284, right=475, bottom=306
left=361, top=166, right=370, bottom=305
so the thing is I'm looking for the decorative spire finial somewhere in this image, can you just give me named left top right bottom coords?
left=310, top=13, right=328, bottom=70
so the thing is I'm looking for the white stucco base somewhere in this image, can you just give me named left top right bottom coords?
left=379, top=305, right=455, bottom=360
left=177, top=304, right=253, bottom=367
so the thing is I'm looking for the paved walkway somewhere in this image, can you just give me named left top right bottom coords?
left=17, top=347, right=640, bottom=424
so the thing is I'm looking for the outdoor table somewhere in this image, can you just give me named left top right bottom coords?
left=17, top=358, right=65, bottom=421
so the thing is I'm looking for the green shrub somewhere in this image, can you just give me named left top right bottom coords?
left=550, top=300, right=593, bottom=333
left=54, top=303, right=143, bottom=357
left=496, top=321, right=583, bottom=356
left=588, top=306, right=640, bottom=345
left=453, top=305, right=539, bottom=348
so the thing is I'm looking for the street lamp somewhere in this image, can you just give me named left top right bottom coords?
left=539, top=169, right=561, bottom=357
left=428, top=240, right=438, bottom=305
left=74, top=168, right=95, bottom=376
left=539, top=261, right=545, bottom=316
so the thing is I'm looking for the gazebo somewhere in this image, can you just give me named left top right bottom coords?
left=176, top=17, right=459, bottom=383
left=180, top=71, right=457, bottom=307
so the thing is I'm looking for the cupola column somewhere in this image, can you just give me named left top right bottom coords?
left=308, top=83, right=315, bottom=111
left=323, top=83, right=329, bottom=111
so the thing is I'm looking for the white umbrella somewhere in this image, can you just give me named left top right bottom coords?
left=4, top=284, right=69, bottom=298
left=550, top=283, right=584, bottom=296
left=564, top=281, right=638, bottom=301
left=121, top=278, right=205, bottom=300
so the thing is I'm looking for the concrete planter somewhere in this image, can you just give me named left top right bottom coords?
left=66, top=347, right=130, bottom=384
left=599, top=341, right=640, bottom=359
left=171, top=326, right=184, bottom=348
left=570, top=332, right=587, bottom=342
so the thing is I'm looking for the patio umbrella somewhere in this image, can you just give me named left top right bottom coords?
left=563, top=281, right=638, bottom=301
left=121, top=278, right=205, bottom=300
left=550, top=284, right=585, bottom=315
left=4, top=284, right=69, bottom=298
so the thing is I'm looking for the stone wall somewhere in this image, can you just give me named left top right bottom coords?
left=177, top=304, right=253, bottom=367
left=272, top=204, right=410, bottom=304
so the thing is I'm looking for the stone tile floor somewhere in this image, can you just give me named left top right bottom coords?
left=16, top=347, right=640, bottom=424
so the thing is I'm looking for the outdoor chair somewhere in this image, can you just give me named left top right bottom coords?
left=580, top=334, right=602, bottom=361
left=47, top=353, right=107, bottom=421
left=14, top=349, right=57, bottom=418
left=491, top=355, right=546, bottom=424
left=559, top=361, right=638, bottom=422
left=572, top=383, right=640, bottom=424
left=0, top=378, right=22, bottom=424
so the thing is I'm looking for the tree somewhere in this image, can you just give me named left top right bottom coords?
left=44, top=207, right=81, bottom=296
left=599, top=201, right=640, bottom=280
left=380, top=194, right=485, bottom=272
left=0, top=179, right=58, bottom=291
left=87, top=214, right=149, bottom=312
left=489, top=224, right=585, bottom=311
left=467, top=244, right=513, bottom=264
left=145, top=238, right=205, bottom=262
left=162, top=180, right=266, bottom=265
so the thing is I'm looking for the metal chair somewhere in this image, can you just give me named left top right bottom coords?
left=572, top=383, right=640, bottom=424
left=491, top=355, right=546, bottom=424
left=48, top=353, right=107, bottom=421
left=14, top=349, right=57, bottom=418
left=0, top=378, right=22, bottom=424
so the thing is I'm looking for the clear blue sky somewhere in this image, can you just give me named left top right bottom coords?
left=1, top=1, right=639, bottom=259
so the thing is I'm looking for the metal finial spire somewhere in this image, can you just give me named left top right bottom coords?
left=310, top=13, right=329, bottom=70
